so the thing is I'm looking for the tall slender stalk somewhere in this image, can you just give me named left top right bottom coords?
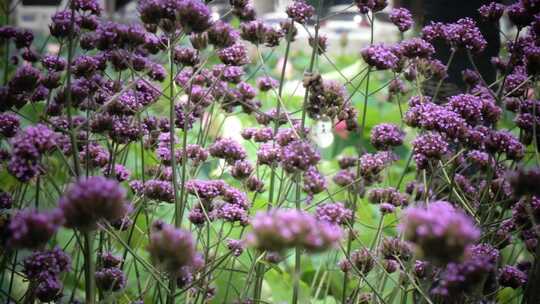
left=83, top=232, right=95, bottom=304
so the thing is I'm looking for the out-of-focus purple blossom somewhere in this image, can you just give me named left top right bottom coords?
left=143, top=179, right=174, bottom=203
left=0, top=191, right=13, bottom=210
left=147, top=221, right=202, bottom=276
left=508, top=167, right=540, bottom=197
left=400, top=201, right=480, bottom=264
left=9, top=64, right=40, bottom=94
left=368, top=187, right=409, bottom=206
left=59, top=176, right=130, bottom=230
left=257, top=76, right=279, bottom=91
left=0, top=113, right=20, bottom=138
left=303, top=167, right=327, bottom=197
left=227, top=239, right=244, bottom=257
left=95, top=267, right=126, bottom=292
left=208, top=21, right=239, bottom=48
left=247, top=209, right=342, bottom=253
left=50, top=10, right=81, bottom=38
left=231, top=159, right=254, bottom=179
left=339, top=248, right=374, bottom=274
left=8, top=208, right=63, bottom=249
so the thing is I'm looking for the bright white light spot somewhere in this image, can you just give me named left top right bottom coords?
left=353, top=15, right=362, bottom=24
left=211, top=12, right=220, bottom=22
left=312, top=119, right=334, bottom=148
left=221, top=116, right=243, bottom=141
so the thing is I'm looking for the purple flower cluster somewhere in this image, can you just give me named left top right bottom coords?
left=23, top=248, right=71, bottom=302
left=361, top=44, right=399, bottom=70
left=247, top=209, right=342, bottom=253
left=422, top=18, right=487, bottom=53
left=370, top=123, right=404, bottom=150
left=209, top=137, right=247, bottom=164
left=95, top=253, right=126, bottom=292
left=315, top=202, right=353, bottom=225
left=286, top=0, right=315, bottom=24
left=59, top=176, right=130, bottom=230
left=147, top=221, right=202, bottom=276
left=401, top=201, right=480, bottom=264
left=8, top=208, right=63, bottom=249
left=389, top=8, right=413, bottom=32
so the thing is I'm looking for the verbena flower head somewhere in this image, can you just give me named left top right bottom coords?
left=370, top=123, right=404, bottom=150
left=401, top=201, right=480, bottom=264
left=209, top=137, right=247, bottom=164
left=478, top=2, right=505, bottom=22
left=389, top=8, right=413, bottom=32
left=412, top=132, right=449, bottom=169
left=286, top=0, right=315, bottom=24
left=23, top=247, right=71, bottom=279
left=8, top=208, right=63, bottom=249
left=247, top=209, right=342, bottom=253
left=361, top=44, right=399, bottom=70
left=59, top=176, right=130, bottom=230
left=499, top=265, right=527, bottom=289
left=280, top=140, right=321, bottom=173
left=147, top=221, right=202, bottom=276
left=95, top=267, right=126, bottom=292
left=315, top=202, right=352, bottom=225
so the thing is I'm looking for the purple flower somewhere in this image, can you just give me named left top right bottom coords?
left=446, top=94, right=484, bottom=125
left=173, top=47, right=200, bottom=66
left=227, top=239, right=244, bottom=257
left=0, top=191, right=13, bottom=209
left=144, top=180, right=175, bottom=203
left=59, top=176, right=130, bottom=230
left=367, top=187, right=409, bottom=206
left=389, top=8, right=413, bottom=32
left=257, top=76, right=279, bottom=91
left=478, top=2, right=505, bottom=22
left=217, top=43, right=249, bottom=66
left=412, top=132, right=449, bottom=169
left=49, top=10, right=81, bottom=38
left=499, top=265, right=527, bottom=289
left=315, top=202, right=352, bottom=225
left=340, top=248, right=374, bottom=274
left=240, top=20, right=269, bottom=44
left=42, top=55, right=66, bottom=71
left=247, top=209, right=342, bottom=253
left=231, top=159, right=254, bottom=180
left=177, top=0, right=213, bottom=33
left=35, top=274, right=63, bottom=302
left=361, top=44, right=399, bottom=70
left=23, top=247, right=71, bottom=279
left=280, top=140, right=321, bottom=173
left=400, top=201, right=480, bottom=264
left=8, top=209, right=63, bottom=249
left=215, top=203, right=249, bottom=225
left=370, top=123, right=404, bottom=150
left=209, top=137, right=247, bottom=164
left=303, top=167, right=327, bottom=197
left=9, top=64, right=40, bottom=93
left=380, top=238, right=412, bottom=261
left=96, top=267, right=126, bottom=292
left=399, top=38, right=435, bottom=59
left=286, top=0, right=315, bottom=24
left=486, top=130, right=524, bottom=160
left=71, top=0, right=102, bottom=15
left=0, top=113, right=20, bottom=138
left=147, top=221, right=202, bottom=276
left=186, top=179, right=225, bottom=201
left=208, top=21, right=239, bottom=48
